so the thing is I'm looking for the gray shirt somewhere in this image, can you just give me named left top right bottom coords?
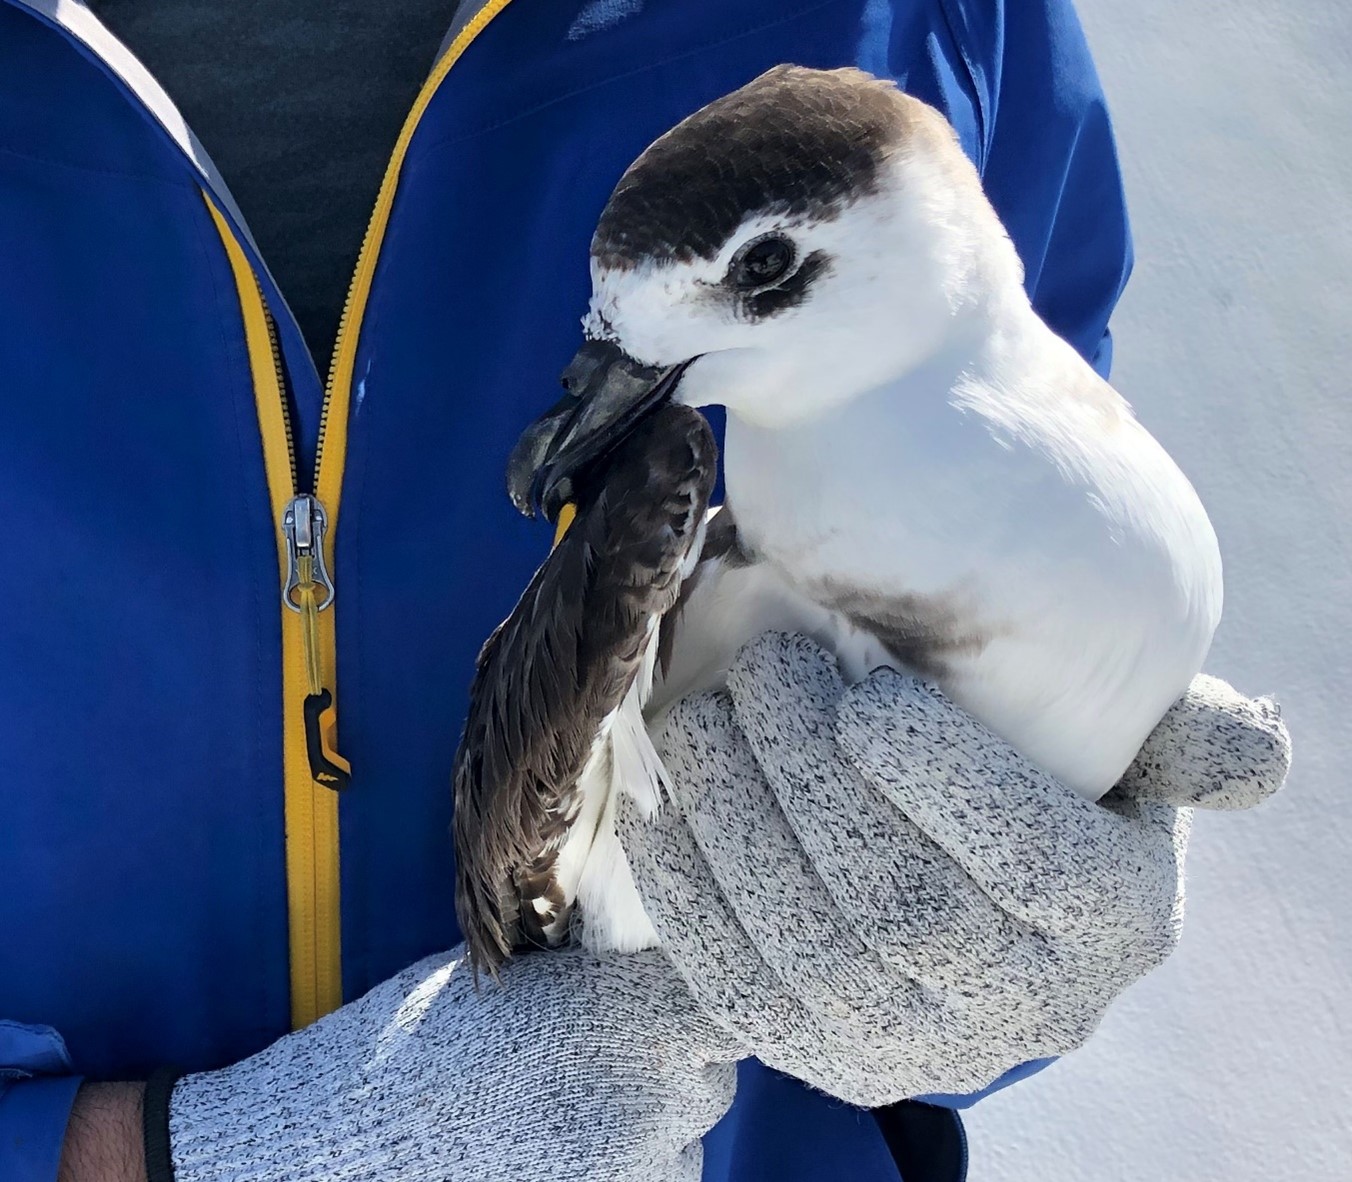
left=92, top=1, right=463, bottom=374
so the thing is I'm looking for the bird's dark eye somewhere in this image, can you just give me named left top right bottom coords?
left=731, top=234, right=796, bottom=291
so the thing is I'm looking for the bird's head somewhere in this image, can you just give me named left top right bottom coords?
left=508, top=65, right=1023, bottom=521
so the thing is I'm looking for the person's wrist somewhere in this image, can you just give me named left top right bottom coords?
left=57, top=1082, right=147, bottom=1182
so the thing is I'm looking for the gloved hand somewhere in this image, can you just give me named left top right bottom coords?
left=617, top=631, right=1289, bottom=1108
left=168, top=945, right=740, bottom=1182
left=166, top=630, right=1288, bottom=1181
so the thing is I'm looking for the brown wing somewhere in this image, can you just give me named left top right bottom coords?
left=452, top=404, right=717, bottom=977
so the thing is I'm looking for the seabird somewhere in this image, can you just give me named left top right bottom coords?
left=453, top=65, right=1222, bottom=975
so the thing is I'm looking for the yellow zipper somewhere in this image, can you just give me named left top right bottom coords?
left=206, top=202, right=346, bottom=1027
left=320, top=0, right=519, bottom=520
left=261, top=303, right=299, bottom=492
left=204, top=0, right=518, bottom=1029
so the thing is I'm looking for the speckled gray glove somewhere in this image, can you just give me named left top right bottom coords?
left=168, top=945, right=740, bottom=1182
left=617, top=631, right=1290, bottom=1107
left=168, top=630, right=1288, bottom=1181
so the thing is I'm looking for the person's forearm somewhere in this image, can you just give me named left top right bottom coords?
left=58, top=1083, right=147, bottom=1182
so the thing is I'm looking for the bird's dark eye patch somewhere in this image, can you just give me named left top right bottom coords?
left=730, top=233, right=796, bottom=291
left=744, top=250, right=831, bottom=321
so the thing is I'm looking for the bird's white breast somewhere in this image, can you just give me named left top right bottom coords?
left=722, top=321, right=1222, bottom=799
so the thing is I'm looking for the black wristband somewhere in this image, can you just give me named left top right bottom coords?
left=142, top=1066, right=181, bottom=1182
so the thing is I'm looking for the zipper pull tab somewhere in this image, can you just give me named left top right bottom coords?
left=282, top=495, right=351, bottom=791
left=283, top=494, right=335, bottom=695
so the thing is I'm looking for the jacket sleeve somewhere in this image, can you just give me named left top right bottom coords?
left=0, top=1022, right=82, bottom=1182
left=974, top=0, right=1134, bottom=379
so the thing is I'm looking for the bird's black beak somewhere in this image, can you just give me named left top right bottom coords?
left=506, top=340, right=693, bottom=522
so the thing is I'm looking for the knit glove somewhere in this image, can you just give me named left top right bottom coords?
left=168, top=945, right=740, bottom=1182
left=167, top=631, right=1288, bottom=1181
left=617, top=631, right=1290, bottom=1108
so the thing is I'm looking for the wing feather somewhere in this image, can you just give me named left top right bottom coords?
left=452, top=404, right=717, bottom=976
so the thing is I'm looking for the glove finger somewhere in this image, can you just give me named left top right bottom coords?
left=1115, top=675, right=1290, bottom=810
left=716, top=636, right=1052, bottom=990
left=836, top=670, right=1180, bottom=962
left=648, top=692, right=924, bottom=1043
left=725, top=630, right=846, bottom=722
left=614, top=778, right=828, bottom=1048
left=615, top=784, right=942, bottom=1107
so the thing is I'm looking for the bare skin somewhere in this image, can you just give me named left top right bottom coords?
left=57, top=1083, right=147, bottom=1182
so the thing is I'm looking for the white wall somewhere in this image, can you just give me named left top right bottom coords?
left=963, top=2, right=1352, bottom=1177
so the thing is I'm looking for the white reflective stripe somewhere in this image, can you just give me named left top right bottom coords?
left=9, top=0, right=301, bottom=323
left=433, top=0, right=499, bottom=66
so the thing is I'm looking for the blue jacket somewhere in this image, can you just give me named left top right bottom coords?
left=0, top=1, right=1130, bottom=1178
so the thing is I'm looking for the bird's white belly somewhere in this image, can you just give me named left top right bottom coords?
left=735, top=521, right=1205, bottom=799
left=722, top=393, right=1220, bottom=800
